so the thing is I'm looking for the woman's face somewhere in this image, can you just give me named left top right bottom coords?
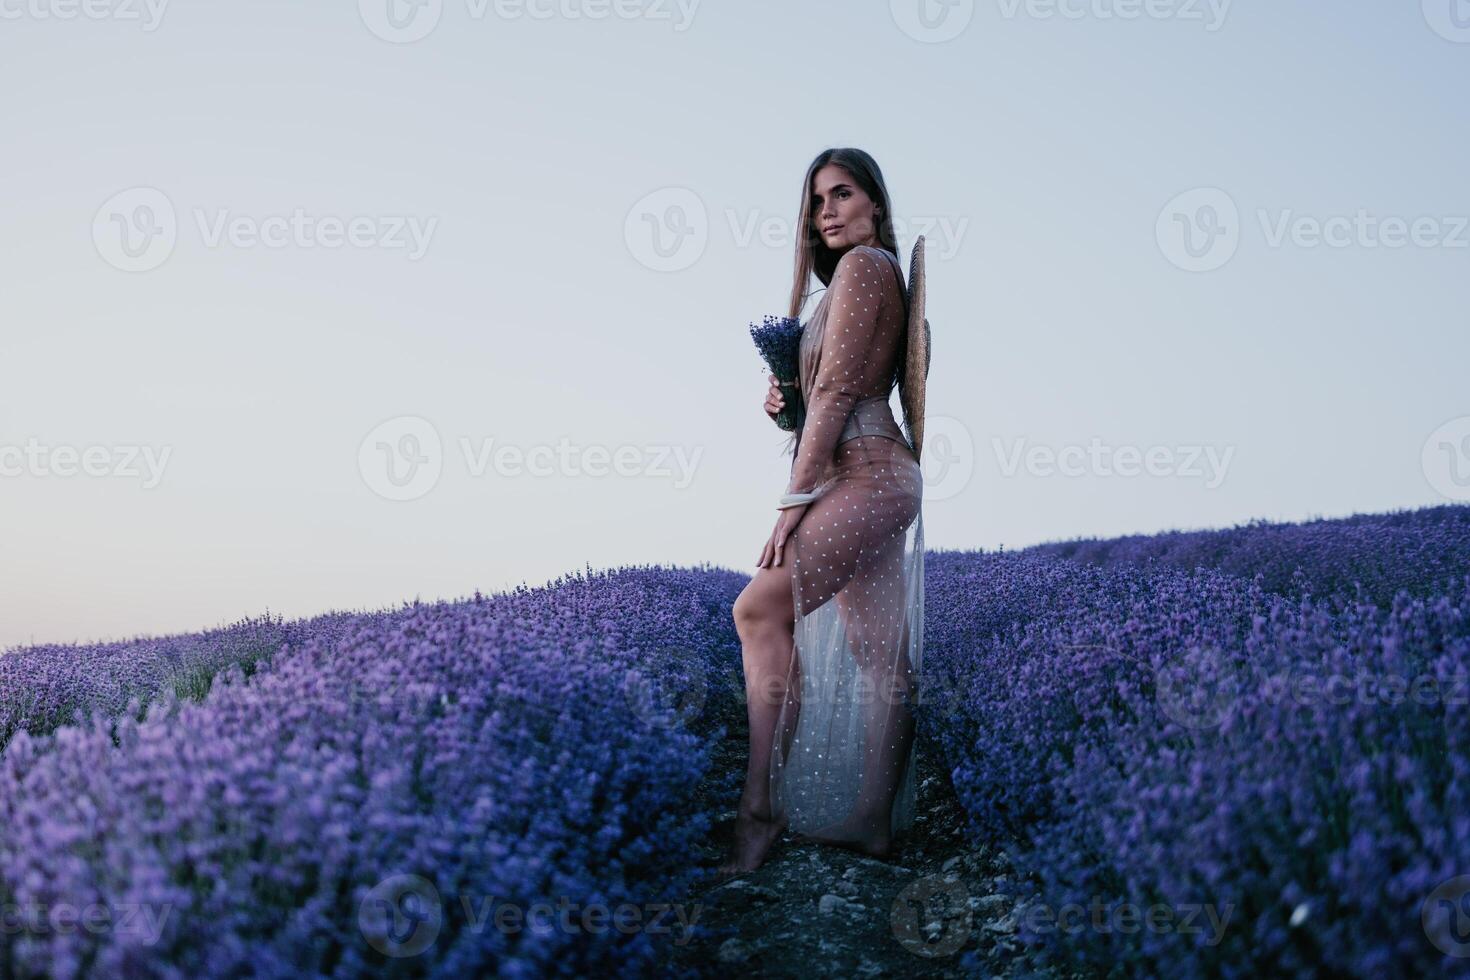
left=810, top=164, right=881, bottom=251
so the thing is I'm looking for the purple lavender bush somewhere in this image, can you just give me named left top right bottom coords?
left=0, top=612, right=366, bottom=751
left=0, top=564, right=745, bottom=978
left=1029, top=502, right=1470, bottom=608
left=922, top=509, right=1470, bottom=978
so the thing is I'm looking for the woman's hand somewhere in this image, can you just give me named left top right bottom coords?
left=763, top=373, right=787, bottom=424
left=756, top=502, right=809, bottom=569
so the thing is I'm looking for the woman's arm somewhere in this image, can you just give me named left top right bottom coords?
left=784, top=246, right=888, bottom=495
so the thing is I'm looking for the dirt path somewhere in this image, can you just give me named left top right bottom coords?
left=658, top=731, right=1061, bottom=978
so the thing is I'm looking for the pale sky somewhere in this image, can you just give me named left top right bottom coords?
left=2, top=0, right=1467, bottom=647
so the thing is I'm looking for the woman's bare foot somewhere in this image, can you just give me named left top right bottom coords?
left=717, top=809, right=788, bottom=876
left=796, top=812, right=892, bottom=859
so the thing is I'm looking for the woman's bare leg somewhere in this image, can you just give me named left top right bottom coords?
left=720, top=561, right=800, bottom=874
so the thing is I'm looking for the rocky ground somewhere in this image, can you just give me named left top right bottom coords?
left=654, top=730, right=1072, bottom=978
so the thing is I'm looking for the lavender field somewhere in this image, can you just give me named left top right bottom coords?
left=2, top=505, right=1468, bottom=977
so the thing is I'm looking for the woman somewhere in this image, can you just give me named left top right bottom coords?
left=720, top=148, right=928, bottom=875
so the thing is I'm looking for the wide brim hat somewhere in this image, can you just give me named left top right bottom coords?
left=899, top=235, right=930, bottom=460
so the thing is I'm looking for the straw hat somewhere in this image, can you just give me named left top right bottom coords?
left=899, top=235, right=930, bottom=460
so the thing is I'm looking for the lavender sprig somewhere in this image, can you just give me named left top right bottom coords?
left=748, top=314, right=804, bottom=431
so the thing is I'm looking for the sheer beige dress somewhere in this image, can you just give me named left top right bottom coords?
left=770, top=243, right=924, bottom=845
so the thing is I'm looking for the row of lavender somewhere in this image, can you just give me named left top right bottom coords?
left=919, top=504, right=1470, bottom=978
left=0, top=565, right=745, bottom=977
left=0, top=611, right=366, bottom=751
left=1027, top=501, right=1470, bottom=608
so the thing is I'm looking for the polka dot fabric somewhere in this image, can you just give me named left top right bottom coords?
left=770, top=245, right=925, bottom=844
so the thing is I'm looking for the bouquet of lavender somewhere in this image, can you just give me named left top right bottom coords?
left=749, top=314, right=804, bottom=431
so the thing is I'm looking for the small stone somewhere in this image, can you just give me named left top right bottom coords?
left=971, top=893, right=1009, bottom=913
left=856, top=959, right=884, bottom=978
left=819, top=893, right=853, bottom=914
left=842, top=867, right=861, bottom=881
left=833, top=880, right=860, bottom=898
left=983, top=914, right=1018, bottom=934
left=717, top=938, right=755, bottom=964
left=716, top=879, right=781, bottom=904
left=942, top=855, right=962, bottom=872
